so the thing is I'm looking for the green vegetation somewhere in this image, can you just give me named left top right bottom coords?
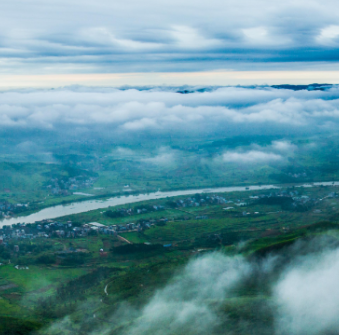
left=2, top=155, right=339, bottom=334
left=3, top=133, right=339, bottom=218
left=1, top=214, right=339, bottom=334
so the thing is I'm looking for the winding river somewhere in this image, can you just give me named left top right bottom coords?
left=1, top=181, right=339, bottom=226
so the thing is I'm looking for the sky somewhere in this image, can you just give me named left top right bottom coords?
left=2, top=0, right=339, bottom=86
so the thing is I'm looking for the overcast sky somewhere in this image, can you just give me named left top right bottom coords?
left=2, top=0, right=339, bottom=86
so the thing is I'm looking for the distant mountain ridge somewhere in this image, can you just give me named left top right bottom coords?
left=271, top=83, right=333, bottom=91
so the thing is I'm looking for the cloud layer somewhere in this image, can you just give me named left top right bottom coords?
left=1, top=86, right=339, bottom=142
left=2, top=0, right=339, bottom=73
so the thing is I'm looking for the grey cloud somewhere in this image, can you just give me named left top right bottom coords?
left=2, top=0, right=339, bottom=72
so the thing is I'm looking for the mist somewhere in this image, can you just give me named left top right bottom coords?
left=39, top=234, right=339, bottom=335
left=123, top=236, right=339, bottom=335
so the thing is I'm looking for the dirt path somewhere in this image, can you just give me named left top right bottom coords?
left=0, top=283, right=18, bottom=291
left=104, top=284, right=109, bottom=296
left=117, top=235, right=132, bottom=244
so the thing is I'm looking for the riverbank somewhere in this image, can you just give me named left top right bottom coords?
left=1, top=181, right=339, bottom=226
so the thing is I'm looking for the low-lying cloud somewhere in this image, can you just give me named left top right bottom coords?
left=123, top=254, right=252, bottom=335
left=275, top=246, right=339, bottom=335
left=141, top=150, right=178, bottom=167
left=271, top=140, right=297, bottom=152
left=41, top=235, right=339, bottom=335
left=222, top=150, right=283, bottom=163
left=220, top=140, right=296, bottom=164
left=121, top=236, right=339, bottom=335
left=0, top=86, right=339, bottom=143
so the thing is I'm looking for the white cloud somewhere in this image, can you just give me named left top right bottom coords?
left=218, top=140, right=297, bottom=164
left=271, top=140, right=297, bottom=152
left=0, top=86, right=338, bottom=139
left=80, top=27, right=163, bottom=51
left=141, top=147, right=179, bottom=167
left=115, top=147, right=136, bottom=155
left=222, top=150, right=283, bottom=163
left=242, top=27, right=290, bottom=46
left=316, top=25, right=339, bottom=46
left=42, top=235, right=339, bottom=335
left=124, top=253, right=252, bottom=335
left=170, top=26, right=222, bottom=50
left=274, top=247, right=339, bottom=335
left=121, top=118, right=158, bottom=130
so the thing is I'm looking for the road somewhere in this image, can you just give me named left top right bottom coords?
left=117, top=235, right=132, bottom=244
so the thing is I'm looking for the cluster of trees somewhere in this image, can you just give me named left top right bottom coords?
left=0, top=241, right=54, bottom=262
left=35, top=254, right=56, bottom=265
left=255, top=196, right=312, bottom=212
left=18, top=251, right=90, bottom=266
left=36, top=267, right=119, bottom=319
left=193, top=232, right=241, bottom=248
left=111, top=243, right=164, bottom=255
left=105, top=210, right=124, bottom=218
left=0, top=245, right=10, bottom=260
left=105, top=203, right=165, bottom=219
left=0, top=316, right=42, bottom=335
left=59, top=253, right=89, bottom=266
left=11, top=241, right=52, bottom=254
left=256, top=196, right=293, bottom=207
left=56, top=267, right=118, bottom=300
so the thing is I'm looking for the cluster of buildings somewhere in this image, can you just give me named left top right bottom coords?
left=0, top=201, right=29, bottom=219
left=249, top=190, right=338, bottom=209
left=0, top=216, right=170, bottom=243
left=112, top=204, right=165, bottom=217
left=174, top=195, right=229, bottom=208
left=47, top=176, right=98, bottom=196
left=0, top=220, right=93, bottom=241
left=95, top=217, right=169, bottom=234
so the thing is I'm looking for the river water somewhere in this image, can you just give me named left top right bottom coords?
left=1, top=181, right=339, bottom=226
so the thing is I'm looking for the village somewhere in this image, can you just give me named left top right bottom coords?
left=0, top=201, right=30, bottom=219
left=47, top=176, right=98, bottom=196
left=0, top=188, right=336, bottom=245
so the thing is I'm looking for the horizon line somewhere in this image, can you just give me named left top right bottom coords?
left=1, top=70, right=339, bottom=89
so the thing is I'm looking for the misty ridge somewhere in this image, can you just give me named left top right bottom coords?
left=38, top=233, right=339, bottom=335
